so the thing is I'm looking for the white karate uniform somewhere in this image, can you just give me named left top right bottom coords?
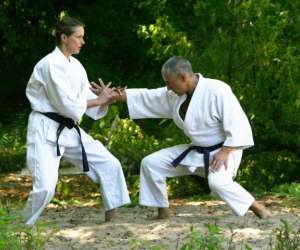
left=24, top=47, right=130, bottom=225
left=126, top=74, right=255, bottom=216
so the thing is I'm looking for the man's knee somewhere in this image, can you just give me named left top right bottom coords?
left=208, top=173, right=231, bottom=192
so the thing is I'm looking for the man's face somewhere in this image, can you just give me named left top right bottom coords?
left=163, top=73, right=188, bottom=96
left=64, top=26, right=85, bottom=55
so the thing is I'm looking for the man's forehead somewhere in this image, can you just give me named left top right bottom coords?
left=163, top=73, right=178, bottom=81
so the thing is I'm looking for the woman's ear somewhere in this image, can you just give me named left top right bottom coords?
left=60, top=34, right=67, bottom=43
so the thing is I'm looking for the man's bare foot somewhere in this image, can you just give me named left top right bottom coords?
left=105, top=208, right=117, bottom=222
left=250, top=201, right=271, bottom=219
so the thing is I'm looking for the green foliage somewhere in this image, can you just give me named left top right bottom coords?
left=272, top=182, right=300, bottom=207
left=168, top=176, right=210, bottom=198
left=0, top=113, right=27, bottom=172
left=270, top=219, right=300, bottom=250
left=0, top=109, right=299, bottom=198
left=130, top=238, right=147, bottom=250
left=237, top=151, right=300, bottom=192
left=0, top=202, right=45, bottom=249
left=1, top=0, right=299, bottom=194
left=180, top=225, right=224, bottom=250
left=136, top=0, right=300, bottom=159
left=137, top=15, right=192, bottom=61
left=129, top=221, right=300, bottom=250
left=273, top=183, right=300, bottom=199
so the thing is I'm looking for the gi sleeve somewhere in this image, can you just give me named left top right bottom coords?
left=216, top=87, right=254, bottom=149
left=126, top=87, right=173, bottom=119
left=44, top=62, right=87, bottom=122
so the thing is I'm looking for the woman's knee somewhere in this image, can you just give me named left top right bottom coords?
left=141, top=154, right=157, bottom=173
left=32, top=187, right=56, bottom=205
left=109, top=157, right=122, bottom=172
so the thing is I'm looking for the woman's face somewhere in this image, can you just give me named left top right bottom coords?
left=63, top=26, right=85, bottom=55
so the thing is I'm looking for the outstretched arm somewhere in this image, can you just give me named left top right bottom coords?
left=90, top=81, right=173, bottom=119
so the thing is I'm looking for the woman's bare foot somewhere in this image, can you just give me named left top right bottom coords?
left=250, top=201, right=271, bottom=219
left=105, top=208, right=117, bottom=222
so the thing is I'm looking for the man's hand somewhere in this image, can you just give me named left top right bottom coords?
left=210, top=147, right=235, bottom=172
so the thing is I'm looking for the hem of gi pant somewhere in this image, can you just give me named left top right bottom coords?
left=234, top=196, right=255, bottom=217
left=24, top=212, right=42, bottom=226
left=25, top=219, right=36, bottom=227
left=104, top=199, right=131, bottom=211
left=139, top=200, right=169, bottom=208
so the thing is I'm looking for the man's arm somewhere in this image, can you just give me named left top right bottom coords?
left=90, top=81, right=173, bottom=119
left=211, top=146, right=242, bottom=171
left=211, top=86, right=253, bottom=172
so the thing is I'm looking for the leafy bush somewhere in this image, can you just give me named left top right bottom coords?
left=180, top=224, right=224, bottom=250
left=237, top=151, right=300, bottom=192
left=0, top=113, right=27, bottom=172
left=1, top=109, right=300, bottom=198
left=0, top=203, right=45, bottom=250
left=168, top=176, right=210, bottom=198
left=270, top=219, right=300, bottom=250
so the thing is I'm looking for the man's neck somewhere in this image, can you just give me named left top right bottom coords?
left=187, top=74, right=199, bottom=96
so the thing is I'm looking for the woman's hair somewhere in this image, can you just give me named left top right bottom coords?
left=54, top=17, right=84, bottom=45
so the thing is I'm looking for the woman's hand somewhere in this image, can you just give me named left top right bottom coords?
left=90, top=78, right=126, bottom=105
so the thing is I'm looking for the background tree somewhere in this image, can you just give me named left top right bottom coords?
left=0, top=0, right=299, bottom=192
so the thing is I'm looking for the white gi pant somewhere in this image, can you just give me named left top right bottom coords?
left=139, top=144, right=255, bottom=216
left=23, top=112, right=130, bottom=225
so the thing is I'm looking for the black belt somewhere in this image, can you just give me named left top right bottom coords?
left=40, top=112, right=89, bottom=172
left=171, top=142, right=223, bottom=178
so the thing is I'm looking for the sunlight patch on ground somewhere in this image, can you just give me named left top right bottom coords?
left=57, top=227, right=94, bottom=241
left=185, top=200, right=226, bottom=206
left=232, top=227, right=267, bottom=239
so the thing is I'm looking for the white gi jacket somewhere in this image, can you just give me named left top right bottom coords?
left=24, top=47, right=131, bottom=226
left=126, top=73, right=254, bottom=171
left=26, top=47, right=108, bottom=146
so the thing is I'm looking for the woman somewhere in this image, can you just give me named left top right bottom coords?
left=24, top=16, right=130, bottom=225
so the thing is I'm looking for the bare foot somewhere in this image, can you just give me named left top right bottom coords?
left=250, top=201, right=271, bottom=219
left=105, top=208, right=117, bottom=222
left=157, top=207, right=170, bottom=219
left=147, top=207, right=170, bottom=220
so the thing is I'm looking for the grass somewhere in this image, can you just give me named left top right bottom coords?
left=129, top=220, right=300, bottom=250
left=0, top=202, right=46, bottom=250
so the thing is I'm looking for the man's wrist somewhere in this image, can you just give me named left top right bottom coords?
left=222, top=146, right=236, bottom=153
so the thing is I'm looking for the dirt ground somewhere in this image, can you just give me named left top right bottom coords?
left=1, top=173, right=299, bottom=249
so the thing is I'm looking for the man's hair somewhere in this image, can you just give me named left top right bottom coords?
left=161, top=56, right=194, bottom=79
left=53, top=17, right=85, bottom=45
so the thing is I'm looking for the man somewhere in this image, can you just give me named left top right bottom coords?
left=92, top=56, right=270, bottom=219
left=24, top=17, right=130, bottom=226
